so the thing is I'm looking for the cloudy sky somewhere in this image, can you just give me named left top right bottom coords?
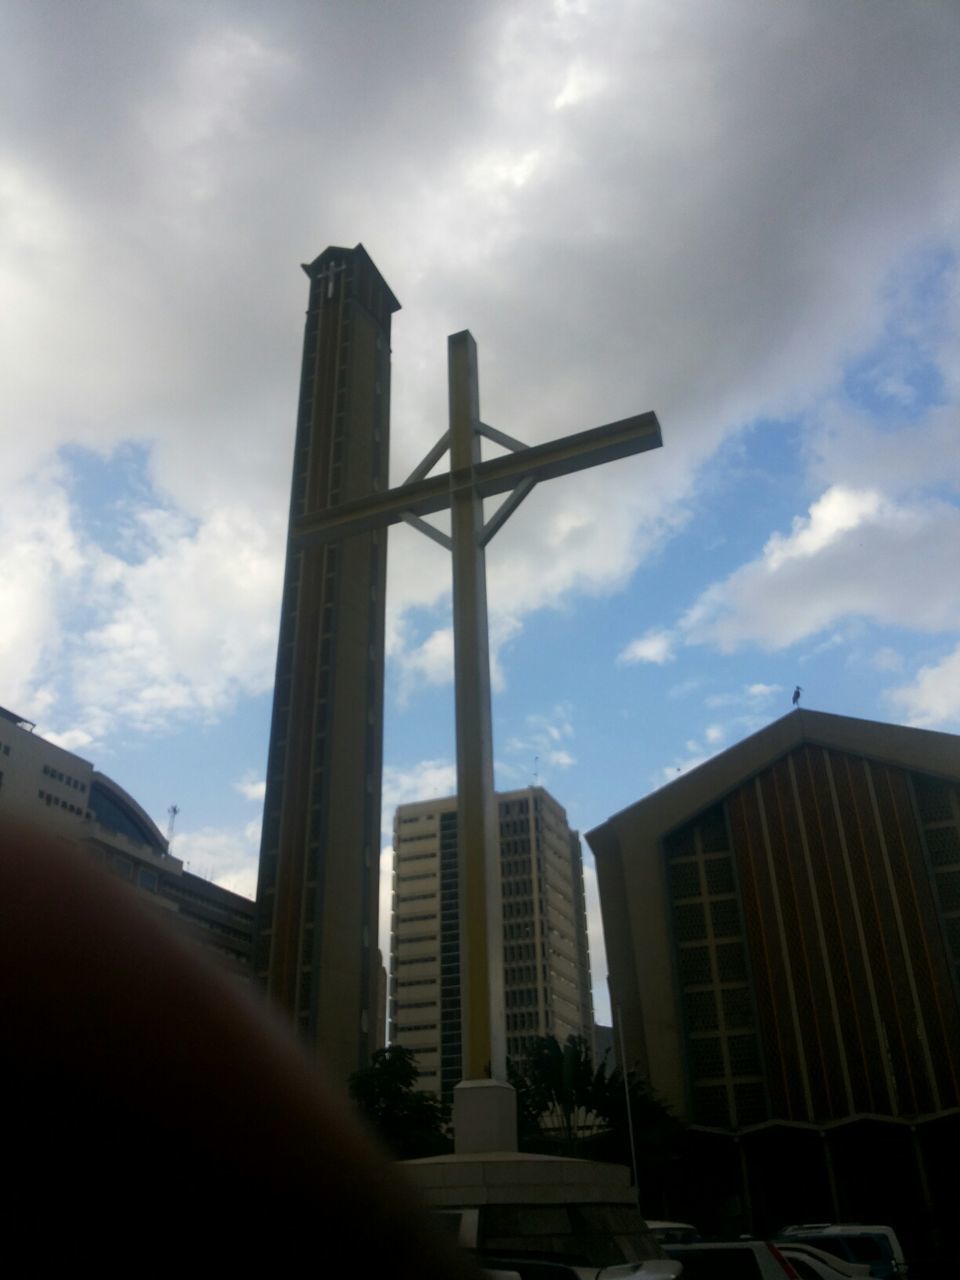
left=4, top=1, right=960, bottom=1022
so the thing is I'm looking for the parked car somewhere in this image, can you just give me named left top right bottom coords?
left=662, top=1240, right=801, bottom=1278
left=647, top=1222, right=702, bottom=1245
left=777, top=1241, right=871, bottom=1280
left=438, top=1204, right=682, bottom=1279
left=777, top=1224, right=907, bottom=1279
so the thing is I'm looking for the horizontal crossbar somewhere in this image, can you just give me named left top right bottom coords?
left=293, top=410, right=662, bottom=547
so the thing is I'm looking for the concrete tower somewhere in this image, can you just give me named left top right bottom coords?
left=254, top=245, right=400, bottom=1079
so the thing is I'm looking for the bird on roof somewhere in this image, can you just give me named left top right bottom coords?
left=792, top=685, right=802, bottom=708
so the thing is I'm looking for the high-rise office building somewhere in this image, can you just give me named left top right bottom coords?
left=254, top=246, right=400, bottom=1079
left=391, top=787, right=595, bottom=1101
left=588, top=709, right=960, bottom=1240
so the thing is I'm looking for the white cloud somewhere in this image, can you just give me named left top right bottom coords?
left=0, top=466, right=85, bottom=715
left=392, top=608, right=523, bottom=703
left=381, top=758, right=458, bottom=839
left=680, top=487, right=960, bottom=653
left=870, top=646, right=904, bottom=673
left=706, top=683, right=782, bottom=709
left=704, top=724, right=725, bottom=745
left=42, top=727, right=94, bottom=753
left=745, top=683, right=782, bottom=699
left=506, top=703, right=576, bottom=762
left=173, top=822, right=260, bottom=899
left=2, top=0, right=960, bottom=768
left=890, top=644, right=960, bottom=729
left=763, top=487, right=882, bottom=572
left=618, top=628, right=676, bottom=666
left=234, top=775, right=266, bottom=803
left=395, top=626, right=454, bottom=700
left=71, top=503, right=283, bottom=733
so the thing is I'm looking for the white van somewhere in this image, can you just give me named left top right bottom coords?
left=778, top=1224, right=907, bottom=1278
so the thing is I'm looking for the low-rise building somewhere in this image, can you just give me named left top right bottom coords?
left=0, top=705, right=253, bottom=976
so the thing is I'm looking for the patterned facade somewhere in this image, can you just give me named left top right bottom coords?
left=391, top=787, right=595, bottom=1102
left=589, top=711, right=960, bottom=1130
left=588, top=710, right=960, bottom=1244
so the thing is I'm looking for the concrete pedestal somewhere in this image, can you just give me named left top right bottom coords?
left=402, top=1152, right=666, bottom=1273
left=453, top=1079, right=517, bottom=1155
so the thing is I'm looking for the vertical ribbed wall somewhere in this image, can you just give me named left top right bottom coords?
left=669, top=745, right=960, bottom=1127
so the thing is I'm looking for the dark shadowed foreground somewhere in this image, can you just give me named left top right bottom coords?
left=0, top=818, right=478, bottom=1274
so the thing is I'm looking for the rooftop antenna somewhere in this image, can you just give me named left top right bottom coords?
left=533, top=754, right=539, bottom=786
left=166, top=803, right=180, bottom=852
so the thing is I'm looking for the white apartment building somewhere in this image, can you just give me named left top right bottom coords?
left=390, top=786, right=595, bottom=1101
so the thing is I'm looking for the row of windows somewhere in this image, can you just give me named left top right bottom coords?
left=669, top=856, right=736, bottom=899
left=673, top=898, right=742, bottom=943
left=500, top=819, right=530, bottom=837
left=38, top=789, right=87, bottom=817
left=503, top=878, right=533, bottom=898
left=505, top=964, right=539, bottom=986
left=504, top=922, right=535, bottom=941
left=41, top=763, right=86, bottom=792
left=501, top=840, right=531, bottom=859
left=397, top=872, right=436, bottom=883
left=505, top=942, right=537, bottom=962
left=499, top=799, right=530, bottom=818
left=678, top=942, right=747, bottom=985
left=506, top=987, right=538, bottom=1008
left=507, top=1035, right=540, bottom=1059
left=502, top=858, right=531, bottom=878
left=503, top=901, right=535, bottom=919
left=506, top=1011, right=540, bottom=1032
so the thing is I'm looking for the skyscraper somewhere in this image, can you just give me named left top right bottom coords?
left=254, top=245, right=400, bottom=1080
left=391, top=787, right=595, bottom=1101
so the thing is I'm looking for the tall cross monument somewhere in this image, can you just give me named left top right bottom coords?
left=293, top=277, right=662, bottom=1143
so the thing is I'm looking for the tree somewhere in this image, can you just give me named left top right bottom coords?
left=509, top=1034, right=611, bottom=1154
left=348, top=1044, right=452, bottom=1160
left=509, top=1034, right=684, bottom=1182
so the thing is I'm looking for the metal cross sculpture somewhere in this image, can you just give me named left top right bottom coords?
left=295, top=330, right=662, bottom=1085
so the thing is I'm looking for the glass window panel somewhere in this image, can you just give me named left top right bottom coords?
left=705, top=857, right=735, bottom=894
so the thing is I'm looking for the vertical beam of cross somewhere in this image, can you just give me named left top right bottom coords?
left=293, top=328, right=662, bottom=1096
left=447, top=331, right=505, bottom=1081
